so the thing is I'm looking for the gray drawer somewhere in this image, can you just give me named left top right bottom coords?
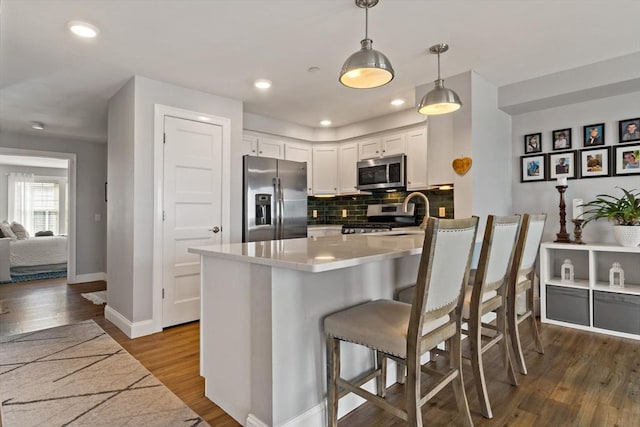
left=546, top=285, right=589, bottom=326
left=593, top=291, right=640, bottom=335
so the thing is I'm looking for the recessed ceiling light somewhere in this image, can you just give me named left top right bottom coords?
left=390, top=98, right=405, bottom=106
left=320, top=120, right=332, bottom=126
left=254, top=79, right=272, bottom=89
left=68, top=21, right=99, bottom=38
left=31, top=121, right=45, bottom=130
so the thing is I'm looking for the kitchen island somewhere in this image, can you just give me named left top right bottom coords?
left=189, top=231, right=427, bottom=427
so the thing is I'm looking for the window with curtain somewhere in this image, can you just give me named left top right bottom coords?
left=8, top=173, right=65, bottom=235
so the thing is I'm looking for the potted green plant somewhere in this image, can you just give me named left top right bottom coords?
left=581, top=187, right=640, bottom=247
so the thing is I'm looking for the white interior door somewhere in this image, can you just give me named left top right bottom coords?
left=163, top=116, right=222, bottom=327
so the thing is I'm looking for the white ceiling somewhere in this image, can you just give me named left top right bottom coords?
left=1, top=0, right=639, bottom=142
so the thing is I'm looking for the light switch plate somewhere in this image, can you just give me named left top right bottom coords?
left=438, top=207, right=446, bottom=217
left=313, top=210, right=318, bottom=218
left=342, top=209, right=347, bottom=218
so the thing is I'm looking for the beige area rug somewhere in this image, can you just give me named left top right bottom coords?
left=0, top=320, right=209, bottom=427
left=80, top=291, right=107, bottom=305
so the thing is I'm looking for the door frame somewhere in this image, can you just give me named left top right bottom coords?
left=152, top=105, right=231, bottom=331
left=0, top=147, right=77, bottom=283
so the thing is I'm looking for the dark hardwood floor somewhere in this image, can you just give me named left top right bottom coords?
left=1, top=279, right=639, bottom=426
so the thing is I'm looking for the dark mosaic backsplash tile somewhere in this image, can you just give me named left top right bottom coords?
left=307, top=189, right=454, bottom=225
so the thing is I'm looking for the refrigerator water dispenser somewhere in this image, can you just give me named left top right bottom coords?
left=255, top=194, right=272, bottom=226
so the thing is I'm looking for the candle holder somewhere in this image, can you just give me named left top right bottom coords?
left=572, top=219, right=585, bottom=244
left=554, top=185, right=572, bottom=243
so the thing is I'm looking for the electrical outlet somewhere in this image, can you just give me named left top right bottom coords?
left=438, top=207, right=446, bottom=217
left=312, top=210, right=318, bottom=218
left=94, top=213, right=101, bottom=222
left=342, top=209, right=347, bottom=218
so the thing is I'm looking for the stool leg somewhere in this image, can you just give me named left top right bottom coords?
left=450, top=334, right=473, bottom=427
left=498, top=303, right=518, bottom=387
left=376, top=351, right=387, bottom=398
left=509, top=290, right=528, bottom=375
left=326, top=335, right=340, bottom=427
left=527, top=286, right=544, bottom=354
left=406, top=351, right=422, bottom=427
left=470, top=315, right=492, bottom=418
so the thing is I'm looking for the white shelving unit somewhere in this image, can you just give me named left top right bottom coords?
left=540, top=242, right=640, bottom=340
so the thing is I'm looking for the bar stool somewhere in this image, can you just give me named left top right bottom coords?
left=324, top=217, right=479, bottom=427
left=461, top=215, right=520, bottom=419
left=507, top=213, right=547, bottom=375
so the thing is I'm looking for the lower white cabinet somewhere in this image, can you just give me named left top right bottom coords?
left=540, top=242, right=640, bottom=340
left=312, top=145, right=338, bottom=195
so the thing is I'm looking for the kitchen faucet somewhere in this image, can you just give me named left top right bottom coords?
left=402, top=192, right=430, bottom=229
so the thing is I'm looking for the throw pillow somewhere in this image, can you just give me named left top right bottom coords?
left=0, top=222, right=17, bottom=240
left=35, top=230, right=54, bottom=237
left=11, top=221, right=29, bottom=240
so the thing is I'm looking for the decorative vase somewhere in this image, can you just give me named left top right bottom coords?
left=612, top=225, right=640, bottom=247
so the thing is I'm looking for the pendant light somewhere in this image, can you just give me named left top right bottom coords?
left=339, top=0, right=394, bottom=89
left=418, top=43, right=462, bottom=115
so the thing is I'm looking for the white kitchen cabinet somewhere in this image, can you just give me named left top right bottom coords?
left=357, top=137, right=383, bottom=159
left=285, top=142, right=313, bottom=195
left=406, top=128, right=428, bottom=190
left=241, top=134, right=284, bottom=159
left=312, top=145, right=338, bottom=195
left=381, top=133, right=407, bottom=157
left=540, top=242, right=640, bottom=340
left=338, top=143, right=360, bottom=194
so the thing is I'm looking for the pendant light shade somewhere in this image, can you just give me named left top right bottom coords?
left=418, top=43, right=462, bottom=115
left=339, top=0, right=394, bottom=89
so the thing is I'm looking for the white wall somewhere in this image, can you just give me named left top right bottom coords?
left=107, top=75, right=243, bottom=332
left=0, top=131, right=107, bottom=275
left=511, top=91, right=640, bottom=244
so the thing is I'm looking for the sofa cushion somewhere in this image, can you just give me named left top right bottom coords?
left=0, top=222, right=17, bottom=240
left=11, top=221, right=29, bottom=240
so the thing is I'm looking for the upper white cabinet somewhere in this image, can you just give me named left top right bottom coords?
left=358, top=133, right=407, bottom=159
left=338, top=143, right=360, bottom=194
left=406, top=128, right=428, bottom=190
left=285, top=142, right=313, bottom=195
left=242, top=135, right=284, bottom=159
left=312, top=145, right=338, bottom=195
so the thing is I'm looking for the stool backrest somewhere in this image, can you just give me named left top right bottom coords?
left=475, top=215, right=521, bottom=294
left=408, top=217, right=478, bottom=340
left=515, top=214, right=547, bottom=277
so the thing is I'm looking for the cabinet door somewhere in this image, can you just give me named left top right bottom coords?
left=358, top=138, right=382, bottom=159
left=285, top=143, right=313, bottom=195
left=258, top=137, right=284, bottom=159
left=242, top=135, right=258, bottom=156
left=406, top=128, right=428, bottom=190
left=312, top=146, right=338, bottom=195
left=338, top=143, right=359, bottom=194
left=382, top=133, right=406, bottom=157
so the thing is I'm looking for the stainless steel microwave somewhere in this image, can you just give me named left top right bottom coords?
left=356, top=154, right=406, bottom=191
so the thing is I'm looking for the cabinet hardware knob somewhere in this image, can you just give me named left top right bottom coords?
left=259, top=151, right=263, bottom=154
left=209, top=226, right=221, bottom=233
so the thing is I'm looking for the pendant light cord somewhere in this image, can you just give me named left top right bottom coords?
left=364, top=6, right=369, bottom=39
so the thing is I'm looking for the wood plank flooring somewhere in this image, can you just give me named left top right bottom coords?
left=1, top=279, right=639, bottom=426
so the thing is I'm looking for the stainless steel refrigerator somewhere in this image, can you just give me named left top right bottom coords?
left=242, top=155, right=308, bottom=242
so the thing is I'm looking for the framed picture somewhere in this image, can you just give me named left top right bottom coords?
left=619, top=117, right=640, bottom=143
left=524, top=133, right=542, bottom=154
left=552, top=128, right=572, bottom=150
left=583, top=123, right=605, bottom=147
left=614, top=144, right=640, bottom=175
left=520, top=154, right=546, bottom=182
left=579, top=147, right=610, bottom=178
left=548, top=151, right=577, bottom=180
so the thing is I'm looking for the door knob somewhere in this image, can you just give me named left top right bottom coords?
left=209, top=226, right=221, bottom=233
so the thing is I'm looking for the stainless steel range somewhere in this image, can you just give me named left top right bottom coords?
left=341, top=203, right=417, bottom=234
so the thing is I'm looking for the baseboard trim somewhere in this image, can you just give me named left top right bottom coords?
left=246, top=414, right=269, bottom=427
left=68, top=272, right=106, bottom=284
left=104, top=305, right=159, bottom=339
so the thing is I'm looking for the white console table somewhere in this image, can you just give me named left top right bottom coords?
left=540, top=242, right=640, bottom=340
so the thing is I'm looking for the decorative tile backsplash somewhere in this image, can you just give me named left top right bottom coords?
left=307, top=189, right=454, bottom=225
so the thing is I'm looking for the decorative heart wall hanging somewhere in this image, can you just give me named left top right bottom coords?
left=452, top=157, right=472, bottom=175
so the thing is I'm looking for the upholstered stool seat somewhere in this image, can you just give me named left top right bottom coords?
left=325, top=299, right=450, bottom=359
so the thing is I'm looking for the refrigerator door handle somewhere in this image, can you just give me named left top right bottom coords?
left=277, top=177, right=285, bottom=239
left=273, top=177, right=279, bottom=240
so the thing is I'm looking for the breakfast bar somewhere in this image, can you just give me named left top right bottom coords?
left=189, top=231, right=426, bottom=427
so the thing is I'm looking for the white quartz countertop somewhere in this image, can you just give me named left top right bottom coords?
left=189, top=230, right=426, bottom=273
